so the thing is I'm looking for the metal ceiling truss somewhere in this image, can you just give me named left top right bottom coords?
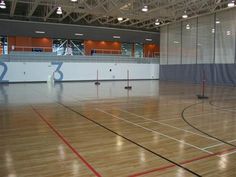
left=0, top=0, right=234, bottom=31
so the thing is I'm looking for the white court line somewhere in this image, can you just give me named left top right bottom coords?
left=117, top=109, right=217, bottom=141
left=99, top=101, right=195, bottom=110
left=203, top=139, right=236, bottom=150
left=96, top=108, right=213, bottom=155
left=220, top=150, right=236, bottom=157
left=157, top=117, right=182, bottom=121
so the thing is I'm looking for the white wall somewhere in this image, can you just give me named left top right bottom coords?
left=0, top=61, right=159, bottom=82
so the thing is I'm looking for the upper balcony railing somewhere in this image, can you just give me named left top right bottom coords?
left=0, top=46, right=160, bottom=64
left=92, top=49, right=122, bottom=56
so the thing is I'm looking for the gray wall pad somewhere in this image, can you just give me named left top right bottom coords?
left=160, top=64, right=236, bottom=86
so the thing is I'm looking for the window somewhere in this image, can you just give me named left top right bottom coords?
left=53, top=39, right=84, bottom=56
left=121, top=43, right=132, bottom=56
left=135, top=43, right=143, bottom=58
left=0, top=36, right=8, bottom=55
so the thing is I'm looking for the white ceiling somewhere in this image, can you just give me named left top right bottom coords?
left=0, top=0, right=234, bottom=31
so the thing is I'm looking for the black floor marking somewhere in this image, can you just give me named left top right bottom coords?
left=181, top=102, right=236, bottom=148
left=58, top=102, right=201, bottom=177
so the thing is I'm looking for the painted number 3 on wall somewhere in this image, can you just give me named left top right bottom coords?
left=51, top=62, right=64, bottom=81
left=0, top=62, right=8, bottom=82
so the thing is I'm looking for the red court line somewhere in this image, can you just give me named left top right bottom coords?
left=32, top=106, right=102, bottom=177
left=129, top=147, right=236, bottom=177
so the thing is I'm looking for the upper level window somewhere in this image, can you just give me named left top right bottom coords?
left=0, top=36, right=8, bottom=55
left=53, top=39, right=84, bottom=56
left=135, top=43, right=143, bottom=58
left=121, top=43, right=132, bottom=57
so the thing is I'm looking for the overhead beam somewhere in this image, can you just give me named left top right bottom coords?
left=128, top=0, right=186, bottom=27
left=88, top=0, right=131, bottom=24
left=73, top=13, right=88, bottom=22
left=10, top=0, right=18, bottom=17
left=59, top=11, right=72, bottom=22
left=44, top=6, right=57, bottom=21
left=27, top=0, right=41, bottom=18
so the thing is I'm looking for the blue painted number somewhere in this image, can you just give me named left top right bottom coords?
left=52, top=62, right=63, bottom=81
left=0, top=62, right=8, bottom=83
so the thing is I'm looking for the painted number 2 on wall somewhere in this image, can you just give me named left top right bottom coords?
left=0, top=62, right=8, bottom=83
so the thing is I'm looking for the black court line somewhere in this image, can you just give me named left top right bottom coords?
left=181, top=102, right=236, bottom=148
left=58, top=102, right=201, bottom=177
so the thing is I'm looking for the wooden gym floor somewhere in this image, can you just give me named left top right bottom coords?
left=0, top=81, right=236, bottom=177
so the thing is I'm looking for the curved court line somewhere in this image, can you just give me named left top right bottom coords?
left=31, top=106, right=102, bottom=177
left=181, top=102, right=236, bottom=148
left=58, top=102, right=202, bottom=177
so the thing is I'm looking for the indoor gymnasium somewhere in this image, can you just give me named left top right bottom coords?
left=0, top=0, right=236, bottom=177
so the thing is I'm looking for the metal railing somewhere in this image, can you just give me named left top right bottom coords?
left=10, top=46, right=52, bottom=52
left=92, top=49, right=122, bottom=55
left=0, top=52, right=159, bottom=64
left=8, top=46, right=159, bottom=58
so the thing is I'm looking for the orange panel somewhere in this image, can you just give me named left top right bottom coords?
left=8, top=36, right=52, bottom=52
left=143, top=44, right=160, bottom=58
left=8, top=36, right=16, bottom=52
left=32, top=38, right=53, bottom=52
left=84, top=40, right=121, bottom=55
left=15, top=37, right=32, bottom=51
left=132, top=43, right=135, bottom=57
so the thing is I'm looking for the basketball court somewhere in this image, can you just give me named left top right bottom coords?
left=1, top=81, right=236, bottom=177
left=0, top=1, right=236, bottom=177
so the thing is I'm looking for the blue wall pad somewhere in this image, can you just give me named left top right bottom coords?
left=160, top=64, right=236, bottom=86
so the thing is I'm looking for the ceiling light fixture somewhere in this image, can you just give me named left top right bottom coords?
left=216, top=20, right=220, bottom=24
left=186, top=24, right=190, bottom=30
left=75, top=33, right=84, bottom=36
left=70, top=0, right=78, bottom=2
left=117, top=17, right=123, bottom=21
left=155, top=19, right=160, bottom=26
left=182, top=11, right=188, bottom=19
left=113, top=36, right=121, bottom=39
left=0, top=0, right=6, bottom=9
left=228, top=0, right=235, bottom=7
left=145, top=38, right=152, bottom=41
left=142, top=5, right=148, bottom=12
left=56, top=6, right=62, bottom=14
left=35, top=31, right=45, bottom=34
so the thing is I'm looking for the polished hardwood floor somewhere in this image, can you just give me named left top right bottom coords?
left=0, top=81, right=236, bottom=177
